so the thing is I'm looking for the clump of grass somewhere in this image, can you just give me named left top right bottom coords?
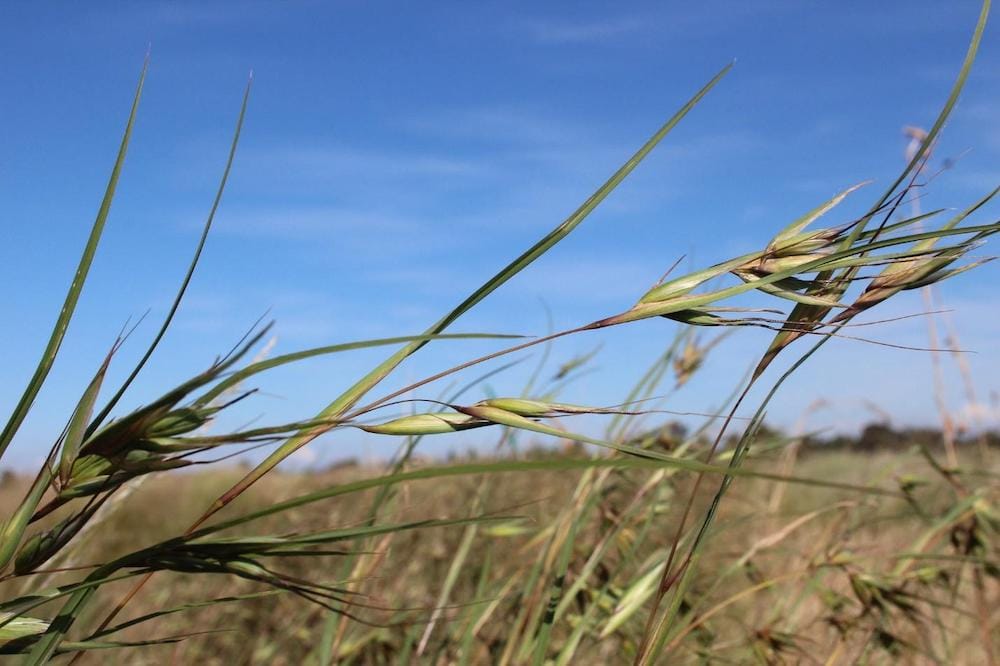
left=0, top=2, right=997, bottom=663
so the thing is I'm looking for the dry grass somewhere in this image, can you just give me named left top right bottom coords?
left=3, top=444, right=994, bottom=665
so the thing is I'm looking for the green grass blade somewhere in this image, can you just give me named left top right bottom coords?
left=0, top=60, right=147, bottom=462
left=87, top=76, right=253, bottom=437
left=59, top=349, right=114, bottom=484
left=49, top=633, right=223, bottom=655
left=456, top=548, right=494, bottom=666
left=531, top=506, right=583, bottom=666
left=23, top=585, right=102, bottom=664
left=0, top=470, right=54, bottom=570
left=0, top=572, right=138, bottom=622
left=87, top=591, right=282, bottom=639
left=773, top=181, right=869, bottom=241
left=415, top=513, right=480, bottom=656
left=193, top=332, right=522, bottom=407
left=849, top=0, right=990, bottom=245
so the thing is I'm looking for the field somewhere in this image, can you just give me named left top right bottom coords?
left=2, top=441, right=996, bottom=664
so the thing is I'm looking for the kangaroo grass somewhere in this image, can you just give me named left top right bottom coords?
left=3, top=4, right=998, bottom=662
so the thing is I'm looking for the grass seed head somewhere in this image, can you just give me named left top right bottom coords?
left=14, top=503, right=101, bottom=574
left=768, top=227, right=841, bottom=256
left=479, top=398, right=552, bottom=416
left=359, top=412, right=485, bottom=435
left=0, top=614, right=49, bottom=651
left=747, top=253, right=827, bottom=275
left=836, top=246, right=973, bottom=321
left=662, top=309, right=734, bottom=327
left=638, top=260, right=744, bottom=304
left=673, top=337, right=706, bottom=388
left=147, top=406, right=217, bottom=438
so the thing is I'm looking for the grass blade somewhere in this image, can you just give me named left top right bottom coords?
left=0, top=59, right=147, bottom=462
left=87, top=75, right=254, bottom=437
left=193, top=332, right=522, bottom=407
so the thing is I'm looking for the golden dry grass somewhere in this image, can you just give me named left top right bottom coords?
left=3, top=444, right=994, bottom=665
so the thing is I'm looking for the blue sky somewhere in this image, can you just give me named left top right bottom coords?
left=1, top=1, right=998, bottom=469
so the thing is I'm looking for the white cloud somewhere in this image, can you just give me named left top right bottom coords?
left=518, top=17, right=645, bottom=45
left=244, top=144, right=488, bottom=184
left=948, top=169, right=1000, bottom=192
left=403, top=105, right=591, bottom=147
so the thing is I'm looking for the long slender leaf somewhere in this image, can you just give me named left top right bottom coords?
left=87, top=75, right=254, bottom=437
left=89, top=591, right=283, bottom=639
left=194, top=332, right=522, bottom=408
left=0, top=60, right=147, bottom=462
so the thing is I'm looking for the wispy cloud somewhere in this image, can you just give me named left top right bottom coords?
left=957, top=100, right=1000, bottom=154
left=403, top=104, right=764, bottom=186
left=72, top=0, right=276, bottom=35
left=517, top=16, right=644, bottom=45
left=513, top=3, right=798, bottom=47
left=148, top=2, right=260, bottom=26
left=211, top=205, right=463, bottom=262
left=948, top=169, right=1000, bottom=192
left=244, top=144, right=488, bottom=185
left=502, top=254, right=662, bottom=306
left=403, top=105, right=590, bottom=147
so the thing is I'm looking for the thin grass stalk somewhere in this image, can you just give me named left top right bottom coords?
left=767, top=399, right=826, bottom=513
left=511, top=487, right=583, bottom=663
left=530, top=492, right=588, bottom=665
left=456, top=548, right=493, bottom=666
left=904, top=129, right=962, bottom=469
left=414, top=498, right=481, bottom=656
left=497, top=535, right=549, bottom=666
left=85, top=75, right=253, bottom=437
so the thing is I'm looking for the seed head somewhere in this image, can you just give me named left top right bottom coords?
left=14, top=503, right=99, bottom=574
left=479, top=398, right=552, bottom=416
left=359, top=412, right=485, bottom=435
left=0, top=614, right=49, bottom=648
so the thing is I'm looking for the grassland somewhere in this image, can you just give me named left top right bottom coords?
left=2, top=440, right=995, bottom=664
